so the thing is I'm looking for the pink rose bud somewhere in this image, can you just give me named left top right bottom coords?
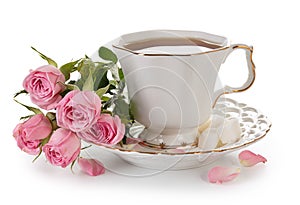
left=13, top=114, right=52, bottom=155
left=78, top=158, right=105, bottom=176
left=77, top=114, right=125, bottom=145
left=23, top=65, right=65, bottom=110
left=239, top=150, right=267, bottom=167
left=56, top=90, right=101, bottom=132
left=43, top=128, right=81, bottom=168
left=208, top=166, right=240, bottom=184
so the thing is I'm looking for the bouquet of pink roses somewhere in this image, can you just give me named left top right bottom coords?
left=13, top=47, right=133, bottom=175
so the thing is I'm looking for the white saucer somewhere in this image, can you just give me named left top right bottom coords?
left=83, top=98, right=271, bottom=171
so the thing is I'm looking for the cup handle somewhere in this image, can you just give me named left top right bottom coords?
left=212, top=44, right=256, bottom=106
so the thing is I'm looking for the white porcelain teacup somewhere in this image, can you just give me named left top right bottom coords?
left=113, top=30, right=255, bottom=146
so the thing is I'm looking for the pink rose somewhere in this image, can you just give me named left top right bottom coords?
left=77, top=114, right=125, bottom=145
left=13, top=114, right=52, bottom=155
left=23, top=65, right=65, bottom=110
left=78, top=158, right=105, bottom=176
left=42, top=128, right=81, bottom=168
left=56, top=90, right=101, bottom=132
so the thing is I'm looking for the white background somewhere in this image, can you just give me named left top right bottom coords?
left=0, top=0, right=297, bottom=204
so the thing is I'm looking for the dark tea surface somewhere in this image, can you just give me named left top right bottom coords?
left=123, top=37, right=223, bottom=54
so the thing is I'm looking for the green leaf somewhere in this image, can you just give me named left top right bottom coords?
left=31, top=47, right=58, bottom=67
left=95, top=84, right=110, bottom=98
left=58, top=82, right=80, bottom=91
left=118, top=68, right=124, bottom=81
left=117, top=80, right=126, bottom=93
left=75, top=59, right=110, bottom=91
left=66, top=83, right=80, bottom=91
left=112, top=96, right=131, bottom=124
left=76, top=58, right=85, bottom=72
left=14, top=99, right=42, bottom=114
left=60, top=59, right=81, bottom=81
left=93, top=64, right=109, bottom=90
left=82, top=68, right=94, bottom=91
left=109, top=80, right=118, bottom=87
left=97, top=74, right=109, bottom=90
left=101, top=96, right=110, bottom=102
left=98, top=47, right=118, bottom=64
left=75, top=60, right=95, bottom=89
left=14, top=90, right=28, bottom=98
left=109, top=63, right=120, bottom=81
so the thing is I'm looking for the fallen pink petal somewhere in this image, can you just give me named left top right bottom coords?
left=78, top=158, right=105, bottom=176
left=208, top=166, right=240, bottom=184
left=239, top=150, right=267, bottom=167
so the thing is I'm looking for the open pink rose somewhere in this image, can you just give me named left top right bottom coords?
left=42, top=128, right=81, bottom=168
left=239, top=150, right=267, bottom=167
left=13, top=114, right=52, bottom=155
left=23, top=65, right=65, bottom=110
left=56, top=90, right=101, bottom=132
left=77, top=114, right=125, bottom=145
left=78, top=158, right=105, bottom=176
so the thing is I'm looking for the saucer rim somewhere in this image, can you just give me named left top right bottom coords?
left=97, top=127, right=270, bottom=156
left=92, top=98, right=272, bottom=156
